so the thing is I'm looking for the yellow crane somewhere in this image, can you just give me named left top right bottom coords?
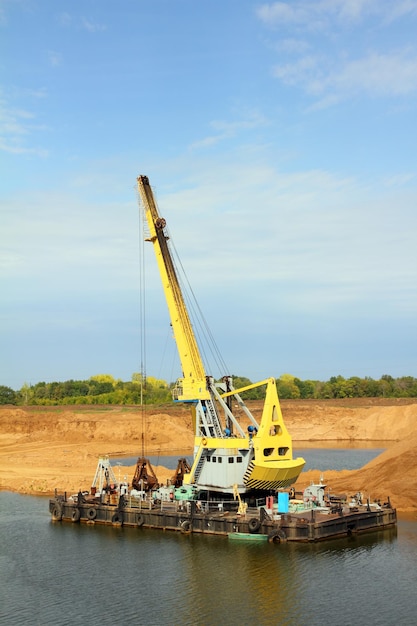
left=137, top=175, right=305, bottom=497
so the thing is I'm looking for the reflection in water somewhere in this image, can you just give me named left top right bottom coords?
left=0, top=490, right=414, bottom=626
left=169, top=534, right=303, bottom=624
left=144, top=526, right=400, bottom=626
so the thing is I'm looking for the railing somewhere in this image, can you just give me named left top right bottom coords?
left=121, top=498, right=241, bottom=515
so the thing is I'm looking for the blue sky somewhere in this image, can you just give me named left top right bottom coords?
left=1, top=0, right=417, bottom=390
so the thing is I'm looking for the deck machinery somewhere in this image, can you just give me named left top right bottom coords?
left=137, top=175, right=305, bottom=499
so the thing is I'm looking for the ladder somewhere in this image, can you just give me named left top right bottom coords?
left=193, top=451, right=206, bottom=483
left=204, top=399, right=223, bottom=438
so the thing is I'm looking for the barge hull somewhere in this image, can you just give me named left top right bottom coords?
left=49, top=496, right=397, bottom=543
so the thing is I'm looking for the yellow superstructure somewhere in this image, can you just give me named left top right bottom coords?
left=137, top=175, right=305, bottom=495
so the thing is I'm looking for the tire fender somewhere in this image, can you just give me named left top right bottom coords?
left=268, top=529, right=287, bottom=544
left=51, top=504, right=63, bottom=521
left=248, top=518, right=261, bottom=533
left=87, top=507, right=97, bottom=521
left=180, top=519, right=192, bottom=534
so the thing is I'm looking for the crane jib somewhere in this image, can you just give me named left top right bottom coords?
left=136, top=174, right=305, bottom=494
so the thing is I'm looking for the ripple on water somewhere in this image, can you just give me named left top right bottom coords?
left=0, top=493, right=415, bottom=626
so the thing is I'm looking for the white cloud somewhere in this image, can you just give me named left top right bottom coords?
left=152, top=161, right=417, bottom=317
left=47, top=50, right=62, bottom=67
left=276, top=38, right=310, bottom=54
left=257, top=0, right=417, bottom=30
left=58, top=12, right=106, bottom=32
left=2, top=154, right=417, bottom=386
left=190, top=112, right=269, bottom=149
left=258, top=1, right=417, bottom=105
left=1, top=189, right=139, bottom=297
left=0, top=138, right=48, bottom=156
left=327, top=51, right=417, bottom=97
left=0, top=94, right=48, bottom=155
left=273, top=49, right=417, bottom=105
left=81, top=17, right=106, bottom=33
left=58, top=12, right=73, bottom=27
left=273, top=54, right=322, bottom=88
left=257, top=2, right=309, bottom=27
left=256, top=0, right=369, bottom=30
left=384, top=1, right=417, bottom=22
left=383, top=173, right=416, bottom=187
left=25, top=87, right=48, bottom=99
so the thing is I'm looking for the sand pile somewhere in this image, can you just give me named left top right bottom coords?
left=0, top=400, right=416, bottom=515
left=297, top=433, right=417, bottom=514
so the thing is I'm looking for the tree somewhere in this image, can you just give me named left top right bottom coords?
left=329, top=375, right=348, bottom=398
left=88, top=380, right=114, bottom=396
left=379, top=375, right=394, bottom=397
left=294, top=378, right=316, bottom=399
left=276, top=374, right=301, bottom=399
left=19, top=382, right=33, bottom=404
left=0, top=386, right=16, bottom=405
left=6, top=371, right=417, bottom=406
left=89, top=374, right=118, bottom=385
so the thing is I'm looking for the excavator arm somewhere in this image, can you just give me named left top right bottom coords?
left=137, top=175, right=209, bottom=402
left=137, top=174, right=305, bottom=493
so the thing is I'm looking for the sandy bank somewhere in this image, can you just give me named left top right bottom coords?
left=1, top=399, right=416, bottom=516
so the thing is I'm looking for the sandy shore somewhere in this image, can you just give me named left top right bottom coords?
left=1, top=398, right=416, bottom=517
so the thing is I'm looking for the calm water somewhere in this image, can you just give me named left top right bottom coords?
left=112, top=447, right=385, bottom=472
left=1, top=448, right=417, bottom=626
left=294, top=446, right=386, bottom=471
left=1, top=495, right=416, bottom=626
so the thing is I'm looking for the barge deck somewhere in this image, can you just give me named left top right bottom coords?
left=49, top=492, right=397, bottom=543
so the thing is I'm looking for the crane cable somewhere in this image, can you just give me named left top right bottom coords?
left=137, top=188, right=148, bottom=457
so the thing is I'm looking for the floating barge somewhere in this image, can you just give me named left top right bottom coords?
left=49, top=485, right=397, bottom=543
left=48, top=175, right=398, bottom=543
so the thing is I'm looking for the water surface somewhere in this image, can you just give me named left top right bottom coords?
left=112, top=447, right=385, bottom=472
left=1, top=491, right=416, bottom=626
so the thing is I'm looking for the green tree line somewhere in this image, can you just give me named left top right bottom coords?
left=1, top=373, right=417, bottom=406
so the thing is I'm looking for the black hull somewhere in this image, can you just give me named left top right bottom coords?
left=49, top=495, right=397, bottom=543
